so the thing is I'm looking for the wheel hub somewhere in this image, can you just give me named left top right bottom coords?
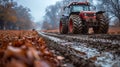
left=69, top=19, right=73, bottom=33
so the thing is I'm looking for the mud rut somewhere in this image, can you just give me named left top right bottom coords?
left=38, top=31, right=120, bottom=67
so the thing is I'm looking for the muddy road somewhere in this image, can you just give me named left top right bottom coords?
left=38, top=31, right=120, bottom=67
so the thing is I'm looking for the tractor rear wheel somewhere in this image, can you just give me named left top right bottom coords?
left=69, top=15, right=83, bottom=34
left=93, top=14, right=109, bottom=34
left=59, top=21, right=68, bottom=34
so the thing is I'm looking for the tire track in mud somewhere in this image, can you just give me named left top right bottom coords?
left=38, top=32, right=120, bottom=67
left=42, top=33, right=120, bottom=55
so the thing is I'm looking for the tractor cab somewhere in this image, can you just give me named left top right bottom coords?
left=63, top=2, right=92, bottom=16
left=68, top=2, right=90, bottom=15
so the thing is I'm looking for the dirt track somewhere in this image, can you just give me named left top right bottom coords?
left=38, top=32, right=120, bottom=67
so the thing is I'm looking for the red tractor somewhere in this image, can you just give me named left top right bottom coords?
left=59, top=2, right=109, bottom=34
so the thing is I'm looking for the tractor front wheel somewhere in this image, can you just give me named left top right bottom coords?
left=69, top=15, right=83, bottom=34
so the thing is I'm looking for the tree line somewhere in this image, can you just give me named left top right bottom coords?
left=42, top=0, right=120, bottom=30
left=0, top=0, right=34, bottom=30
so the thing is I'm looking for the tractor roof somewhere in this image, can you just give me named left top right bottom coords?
left=68, top=2, right=90, bottom=7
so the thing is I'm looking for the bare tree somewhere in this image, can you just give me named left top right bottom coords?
left=0, top=0, right=34, bottom=30
left=96, top=0, right=120, bottom=26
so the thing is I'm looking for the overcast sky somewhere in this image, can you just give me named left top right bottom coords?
left=14, top=0, right=62, bottom=22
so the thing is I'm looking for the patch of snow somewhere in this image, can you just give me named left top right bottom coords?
left=72, top=44, right=118, bottom=67
left=39, top=32, right=66, bottom=44
left=71, top=44, right=99, bottom=58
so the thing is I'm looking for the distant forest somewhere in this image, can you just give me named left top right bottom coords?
left=42, top=0, right=120, bottom=30
left=1, top=0, right=119, bottom=30
left=0, top=0, right=34, bottom=30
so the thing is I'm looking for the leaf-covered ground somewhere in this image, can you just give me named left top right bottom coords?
left=0, top=30, right=61, bottom=67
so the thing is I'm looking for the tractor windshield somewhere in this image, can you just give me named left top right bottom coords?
left=71, top=5, right=89, bottom=12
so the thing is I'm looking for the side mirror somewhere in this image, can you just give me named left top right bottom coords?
left=96, top=11, right=105, bottom=14
left=63, top=6, right=67, bottom=10
left=63, top=6, right=69, bottom=10
left=63, top=7, right=65, bottom=10
left=62, top=15, right=65, bottom=16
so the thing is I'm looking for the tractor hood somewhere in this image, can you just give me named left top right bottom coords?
left=79, top=11, right=96, bottom=19
left=80, top=11, right=96, bottom=13
left=80, top=11, right=96, bottom=16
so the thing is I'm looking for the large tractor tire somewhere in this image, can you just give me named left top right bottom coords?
left=82, top=21, right=89, bottom=34
left=59, top=20, right=68, bottom=34
left=93, top=13, right=109, bottom=34
left=69, top=15, right=84, bottom=34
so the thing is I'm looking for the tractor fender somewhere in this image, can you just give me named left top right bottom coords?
left=96, top=11, right=106, bottom=20
left=96, top=11, right=105, bottom=14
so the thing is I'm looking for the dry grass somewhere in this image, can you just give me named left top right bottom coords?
left=42, top=27, right=120, bottom=34
left=109, top=27, right=120, bottom=34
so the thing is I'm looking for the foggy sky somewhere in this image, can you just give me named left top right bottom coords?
left=14, top=0, right=62, bottom=22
